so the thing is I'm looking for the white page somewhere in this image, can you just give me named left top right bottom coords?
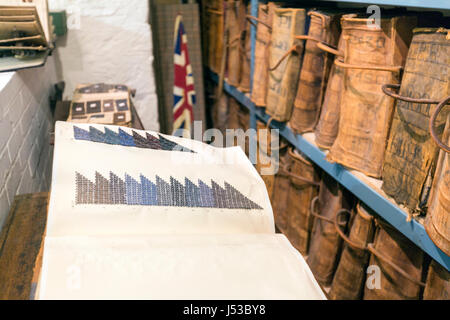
left=38, top=234, right=326, bottom=300
left=47, top=121, right=275, bottom=237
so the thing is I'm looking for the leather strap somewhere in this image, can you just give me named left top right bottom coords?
left=335, top=59, right=403, bottom=73
left=309, top=196, right=336, bottom=224
left=266, top=117, right=274, bottom=129
left=229, top=34, right=241, bottom=46
left=430, top=96, right=450, bottom=153
left=367, top=244, right=426, bottom=287
left=288, top=171, right=320, bottom=186
left=280, top=160, right=319, bottom=186
left=382, top=84, right=442, bottom=104
left=269, top=44, right=302, bottom=71
left=207, top=8, right=223, bottom=15
left=246, top=15, right=272, bottom=30
left=278, top=163, right=291, bottom=178
left=295, top=35, right=322, bottom=42
left=334, top=209, right=367, bottom=251
left=317, top=42, right=341, bottom=56
left=308, top=11, right=327, bottom=28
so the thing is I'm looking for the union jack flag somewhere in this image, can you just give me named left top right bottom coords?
left=173, top=14, right=195, bottom=138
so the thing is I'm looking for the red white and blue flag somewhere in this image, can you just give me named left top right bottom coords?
left=173, top=14, right=195, bottom=138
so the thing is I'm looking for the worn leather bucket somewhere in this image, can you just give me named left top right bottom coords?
left=381, top=28, right=449, bottom=212
left=328, top=14, right=417, bottom=178
left=329, top=203, right=375, bottom=300
left=266, top=8, right=306, bottom=122
left=425, top=95, right=450, bottom=257
left=271, top=146, right=291, bottom=233
left=285, top=148, right=320, bottom=255
left=206, top=0, right=224, bottom=73
left=250, top=3, right=278, bottom=107
left=423, top=260, right=449, bottom=300
left=363, top=220, right=425, bottom=300
left=256, top=121, right=275, bottom=201
left=314, top=24, right=351, bottom=149
left=307, top=173, right=354, bottom=286
left=290, top=10, right=341, bottom=134
left=225, top=0, right=244, bottom=87
left=238, top=3, right=251, bottom=92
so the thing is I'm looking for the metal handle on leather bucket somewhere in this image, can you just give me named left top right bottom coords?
left=367, top=243, right=426, bottom=287
left=269, top=44, right=303, bottom=71
left=317, top=42, right=341, bottom=57
left=382, top=85, right=450, bottom=152
left=309, top=196, right=334, bottom=224
left=335, top=59, right=403, bottom=73
left=382, top=84, right=443, bottom=104
left=278, top=163, right=292, bottom=178
left=207, top=8, right=223, bottom=15
left=295, top=36, right=340, bottom=58
left=334, top=209, right=367, bottom=251
left=308, top=11, right=327, bottom=28
left=430, top=96, right=450, bottom=153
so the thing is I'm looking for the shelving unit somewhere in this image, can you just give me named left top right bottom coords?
left=205, top=0, right=450, bottom=271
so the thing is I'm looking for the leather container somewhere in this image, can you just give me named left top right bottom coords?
left=290, top=10, right=341, bottom=134
left=307, top=173, right=354, bottom=286
left=225, top=0, right=245, bottom=87
left=425, top=102, right=449, bottom=257
left=363, top=220, right=425, bottom=300
left=266, top=8, right=306, bottom=122
left=329, top=203, right=375, bottom=300
left=382, top=28, right=449, bottom=212
left=251, top=2, right=279, bottom=107
left=285, top=148, right=320, bottom=255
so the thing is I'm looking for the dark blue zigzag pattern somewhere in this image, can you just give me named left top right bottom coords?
left=75, top=172, right=262, bottom=210
left=73, top=126, right=195, bottom=153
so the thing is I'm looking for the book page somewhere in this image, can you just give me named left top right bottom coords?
left=38, top=234, right=326, bottom=300
left=46, top=121, right=275, bottom=237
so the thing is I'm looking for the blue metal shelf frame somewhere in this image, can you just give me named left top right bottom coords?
left=316, top=0, right=450, bottom=10
left=206, top=0, right=450, bottom=270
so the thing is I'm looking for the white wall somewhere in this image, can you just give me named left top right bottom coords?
left=48, top=0, right=159, bottom=130
left=0, top=57, right=57, bottom=230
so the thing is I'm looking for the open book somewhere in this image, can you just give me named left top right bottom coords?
left=0, top=0, right=51, bottom=72
left=37, top=121, right=326, bottom=299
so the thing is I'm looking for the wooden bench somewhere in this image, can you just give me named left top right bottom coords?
left=0, top=192, right=48, bottom=300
